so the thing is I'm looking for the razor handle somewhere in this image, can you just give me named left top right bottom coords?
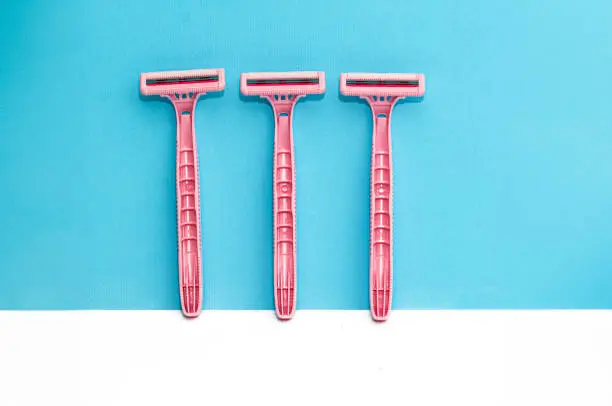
left=369, top=98, right=396, bottom=321
left=269, top=96, right=299, bottom=320
left=171, top=97, right=203, bottom=318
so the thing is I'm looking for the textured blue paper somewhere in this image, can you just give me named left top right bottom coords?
left=0, top=0, right=611, bottom=310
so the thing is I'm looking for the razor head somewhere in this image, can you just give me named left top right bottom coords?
left=140, top=68, right=225, bottom=96
left=340, top=73, right=425, bottom=98
left=240, top=71, right=325, bottom=96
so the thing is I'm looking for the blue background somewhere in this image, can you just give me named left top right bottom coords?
left=0, top=0, right=611, bottom=310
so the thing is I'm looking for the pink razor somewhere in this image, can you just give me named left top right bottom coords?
left=240, top=71, right=326, bottom=320
left=340, top=73, right=425, bottom=321
left=140, top=68, right=225, bottom=318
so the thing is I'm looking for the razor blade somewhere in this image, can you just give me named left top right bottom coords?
left=340, top=73, right=425, bottom=98
left=140, top=68, right=225, bottom=96
left=240, top=71, right=325, bottom=96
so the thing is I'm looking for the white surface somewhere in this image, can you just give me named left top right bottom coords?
left=0, top=310, right=611, bottom=406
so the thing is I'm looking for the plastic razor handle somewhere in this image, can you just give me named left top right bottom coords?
left=268, top=96, right=299, bottom=320
left=140, top=68, right=225, bottom=318
left=340, top=72, right=424, bottom=321
left=368, top=97, right=397, bottom=322
left=241, top=71, right=324, bottom=320
left=169, top=97, right=203, bottom=318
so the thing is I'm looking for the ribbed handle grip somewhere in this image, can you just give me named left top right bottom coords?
left=176, top=110, right=202, bottom=317
left=274, top=111, right=297, bottom=319
left=370, top=112, right=393, bottom=321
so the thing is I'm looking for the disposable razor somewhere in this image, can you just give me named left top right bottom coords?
left=340, top=73, right=425, bottom=321
left=241, top=71, right=326, bottom=320
left=140, top=68, right=225, bottom=318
